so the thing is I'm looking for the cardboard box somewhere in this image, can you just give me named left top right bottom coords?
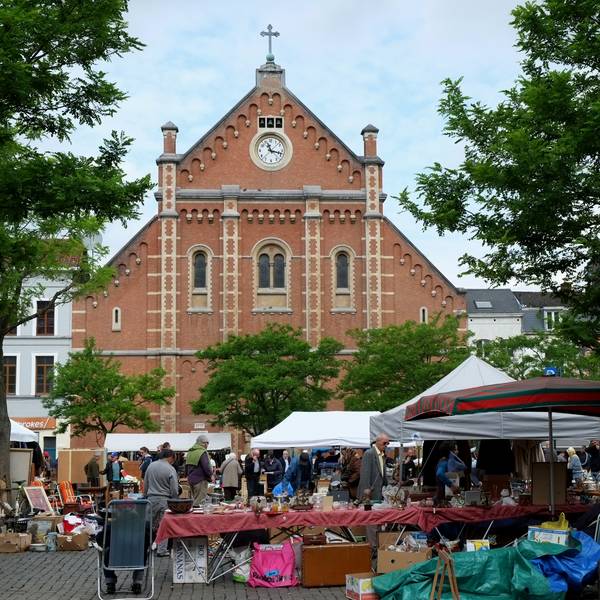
left=172, top=536, right=208, bottom=584
left=527, top=526, right=570, bottom=546
left=466, top=539, right=490, bottom=552
left=0, top=532, right=31, bottom=553
left=531, top=463, right=567, bottom=506
left=302, top=543, right=371, bottom=587
left=346, top=572, right=379, bottom=600
left=32, top=514, right=63, bottom=531
left=376, top=531, right=432, bottom=574
left=57, top=532, right=89, bottom=551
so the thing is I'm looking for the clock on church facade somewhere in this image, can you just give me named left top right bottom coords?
left=71, top=40, right=466, bottom=446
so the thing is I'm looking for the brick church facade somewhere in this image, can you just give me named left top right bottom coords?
left=71, top=54, right=466, bottom=447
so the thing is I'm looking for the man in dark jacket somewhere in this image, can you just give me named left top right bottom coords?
left=587, top=440, right=600, bottom=481
left=244, top=449, right=262, bottom=498
left=139, top=447, right=153, bottom=478
left=358, top=434, right=390, bottom=502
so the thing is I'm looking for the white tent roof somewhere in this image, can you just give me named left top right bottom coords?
left=370, top=355, right=600, bottom=442
left=104, top=432, right=231, bottom=452
left=10, top=419, right=37, bottom=443
left=251, top=411, right=380, bottom=449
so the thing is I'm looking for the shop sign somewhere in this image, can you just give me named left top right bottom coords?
left=12, top=417, right=56, bottom=431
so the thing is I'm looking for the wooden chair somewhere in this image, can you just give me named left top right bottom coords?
left=430, top=547, right=460, bottom=600
left=58, top=481, right=95, bottom=513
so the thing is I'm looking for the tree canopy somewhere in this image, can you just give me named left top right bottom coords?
left=477, top=331, right=600, bottom=381
left=43, top=339, right=174, bottom=441
left=0, top=0, right=150, bottom=485
left=340, top=315, right=470, bottom=411
left=191, top=324, right=343, bottom=437
left=397, top=0, right=600, bottom=349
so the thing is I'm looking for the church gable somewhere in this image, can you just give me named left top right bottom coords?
left=160, top=66, right=366, bottom=191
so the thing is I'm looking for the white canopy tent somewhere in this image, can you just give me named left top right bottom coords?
left=251, top=411, right=380, bottom=449
left=10, top=419, right=37, bottom=443
left=104, top=432, right=231, bottom=452
left=369, top=355, right=600, bottom=442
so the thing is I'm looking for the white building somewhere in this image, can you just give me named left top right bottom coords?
left=3, top=278, right=72, bottom=458
left=466, top=289, right=523, bottom=348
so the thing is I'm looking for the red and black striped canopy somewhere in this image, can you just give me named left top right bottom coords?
left=404, top=377, right=600, bottom=421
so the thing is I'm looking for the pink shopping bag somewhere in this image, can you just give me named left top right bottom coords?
left=247, top=541, right=298, bottom=587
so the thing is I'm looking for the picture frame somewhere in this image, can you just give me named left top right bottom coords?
left=23, top=486, right=54, bottom=514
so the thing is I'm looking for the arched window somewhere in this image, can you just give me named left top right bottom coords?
left=254, top=242, right=290, bottom=311
left=273, top=254, right=285, bottom=288
left=420, top=307, right=428, bottom=324
left=336, top=252, right=349, bottom=289
left=188, top=245, right=213, bottom=311
left=259, top=254, right=270, bottom=288
left=257, top=248, right=286, bottom=289
left=193, top=252, right=207, bottom=289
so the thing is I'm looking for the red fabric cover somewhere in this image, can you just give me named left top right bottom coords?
left=248, top=541, right=298, bottom=588
left=155, top=504, right=587, bottom=543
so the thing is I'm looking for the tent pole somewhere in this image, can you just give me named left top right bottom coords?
left=548, top=408, right=555, bottom=516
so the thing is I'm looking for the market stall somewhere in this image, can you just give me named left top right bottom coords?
left=251, top=411, right=380, bottom=449
left=370, top=356, right=600, bottom=442
left=103, top=432, right=231, bottom=452
left=10, top=419, right=37, bottom=443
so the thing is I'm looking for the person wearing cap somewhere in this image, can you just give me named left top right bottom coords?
left=84, top=451, right=102, bottom=487
left=185, top=434, right=213, bottom=506
left=101, top=452, right=124, bottom=493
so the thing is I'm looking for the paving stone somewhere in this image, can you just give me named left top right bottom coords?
left=0, top=548, right=347, bottom=599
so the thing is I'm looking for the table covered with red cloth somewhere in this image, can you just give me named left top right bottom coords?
left=390, top=503, right=587, bottom=533
left=155, top=504, right=588, bottom=543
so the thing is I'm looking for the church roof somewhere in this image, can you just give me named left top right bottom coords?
left=163, top=66, right=377, bottom=167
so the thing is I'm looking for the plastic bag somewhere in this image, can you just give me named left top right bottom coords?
left=248, top=541, right=298, bottom=588
left=541, top=512, right=569, bottom=530
left=229, top=546, right=252, bottom=583
left=272, top=481, right=294, bottom=497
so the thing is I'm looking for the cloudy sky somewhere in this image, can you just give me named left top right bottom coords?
left=62, top=0, right=524, bottom=289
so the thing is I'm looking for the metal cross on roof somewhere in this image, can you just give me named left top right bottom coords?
left=260, top=24, right=279, bottom=61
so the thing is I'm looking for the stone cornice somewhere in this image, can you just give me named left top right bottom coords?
left=155, top=189, right=387, bottom=202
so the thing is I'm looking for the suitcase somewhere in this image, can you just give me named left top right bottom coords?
left=302, top=543, right=371, bottom=587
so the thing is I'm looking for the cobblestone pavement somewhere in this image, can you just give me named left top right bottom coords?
left=0, top=549, right=346, bottom=600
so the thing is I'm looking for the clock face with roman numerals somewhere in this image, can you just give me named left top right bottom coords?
left=257, top=136, right=285, bottom=165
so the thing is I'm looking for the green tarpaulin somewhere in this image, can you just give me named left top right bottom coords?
left=373, top=539, right=580, bottom=600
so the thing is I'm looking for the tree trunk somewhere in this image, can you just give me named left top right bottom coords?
left=0, top=341, right=11, bottom=493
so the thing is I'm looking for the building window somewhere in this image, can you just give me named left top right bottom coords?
left=476, top=339, right=491, bottom=356
left=112, top=307, right=122, bottom=332
left=3, top=356, right=16, bottom=395
left=35, top=356, right=54, bottom=396
left=336, top=252, right=349, bottom=290
left=257, top=247, right=286, bottom=290
left=545, top=310, right=561, bottom=331
left=420, top=307, right=428, bottom=323
left=255, top=242, right=289, bottom=310
left=36, top=301, right=54, bottom=336
left=331, top=247, right=354, bottom=311
left=258, top=254, right=270, bottom=288
left=258, top=116, right=283, bottom=129
left=188, top=245, right=213, bottom=311
left=193, top=252, right=207, bottom=289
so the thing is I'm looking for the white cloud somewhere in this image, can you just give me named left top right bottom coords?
left=54, top=0, right=531, bottom=289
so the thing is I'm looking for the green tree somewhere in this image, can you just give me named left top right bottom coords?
left=477, top=332, right=600, bottom=380
left=43, top=339, right=174, bottom=442
left=398, top=0, right=600, bottom=349
left=340, top=315, right=470, bottom=411
left=191, top=324, right=343, bottom=437
left=0, top=1, right=150, bottom=485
